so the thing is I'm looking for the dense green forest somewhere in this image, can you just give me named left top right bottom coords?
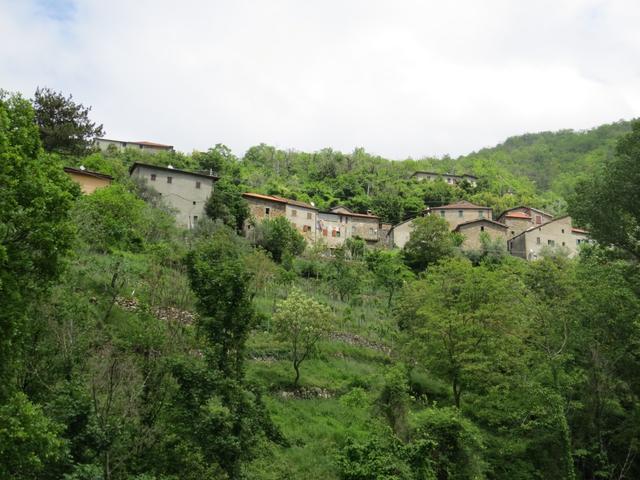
left=1, top=88, right=639, bottom=480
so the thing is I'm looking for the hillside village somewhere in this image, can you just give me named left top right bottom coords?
left=67, top=137, right=592, bottom=262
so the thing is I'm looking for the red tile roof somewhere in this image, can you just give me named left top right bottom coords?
left=454, top=218, right=508, bottom=231
left=242, top=192, right=317, bottom=210
left=64, top=166, right=113, bottom=181
left=431, top=200, right=491, bottom=210
left=504, top=212, right=531, bottom=219
left=572, top=227, right=589, bottom=234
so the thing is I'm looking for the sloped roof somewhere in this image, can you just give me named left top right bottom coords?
left=572, top=227, right=590, bottom=234
left=135, top=141, right=174, bottom=148
left=431, top=200, right=491, bottom=210
left=503, top=211, right=531, bottom=219
left=454, top=218, right=508, bottom=232
left=130, top=162, right=219, bottom=180
left=509, top=215, right=572, bottom=241
left=498, top=205, right=553, bottom=220
left=242, top=192, right=318, bottom=210
left=64, top=166, right=113, bottom=181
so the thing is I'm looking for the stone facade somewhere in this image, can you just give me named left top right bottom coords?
left=64, top=166, right=112, bottom=194
left=388, top=217, right=417, bottom=249
left=317, top=206, right=380, bottom=247
left=454, top=219, right=508, bottom=251
left=129, top=162, right=217, bottom=228
left=497, top=206, right=554, bottom=238
left=508, top=216, right=591, bottom=260
left=243, top=193, right=318, bottom=242
left=428, top=201, right=493, bottom=230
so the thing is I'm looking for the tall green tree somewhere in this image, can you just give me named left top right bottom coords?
left=402, top=215, right=455, bottom=272
left=0, top=91, right=79, bottom=398
left=32, top=87, right=104, bottom=156
left=251, top=216, right=306, bottom=263
left=569, top=120, right=640, bottom=259
left=204, top=178, right=249, bottom=232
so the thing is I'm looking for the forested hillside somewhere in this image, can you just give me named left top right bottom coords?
left=2, top=89, right=640, bottom=480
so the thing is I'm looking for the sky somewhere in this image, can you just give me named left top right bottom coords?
left=1, top=0, right=639, bottom=159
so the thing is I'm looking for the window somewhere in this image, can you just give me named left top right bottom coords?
left=193, top=215, right=198, bottom=223
left=369, top=228, right=374, bottom=235
left=478, top=210, right=484, bottom=218
left=576, top=239, right=580, bottom=245
left=536, top=215, right=542, bottom=224
left=336, top=230, right=341, bottom=237
left=139, top=144, right=143, bottom=149
left=562, top=241, right=565, bottom=246
left=196, top=181, right=201, bottom=189
left=561, top=228, right=565, bottom=234
left=307, top=212, right=312, bottom=220
left=458, top=210, right=463, bottom=218
left=323, top=228, right=328, bottom=237
left=265, top=207, right=270, bottom=215
left=548, top=239, right=555, bottom=246
left=167, top=176, right=172, bottom=184
left=536, top=237, right=541, bottom=245
left=480, top=226, right=485, bottom=232
left=121, top=142, right=127, bottom=147
left=511, top=231, right=515, bottom=236
left=352, top=226, right=356, bottom=234
left=440, top=210, right=446, bottom=217
left=193, top=201, right=196, bottom=205
left=150, top=174, right=156, bottom=181
left=291, top=209, right=297, bottom=217
left=331, top=229, right=336, bottom=237
left=303, top=225, right=311, bottom=232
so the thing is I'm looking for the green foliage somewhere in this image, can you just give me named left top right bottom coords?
left=73, top=184, right=175, bottom=253
left=0, top=91, right=78, bottom=397
left=337, top=431, right=414, bottom=480
left=366, top=249, right=413, bottom=307
left=204, top=177, right=249, bottom=232
left=0, top=392, right=68, bottom=479
left=402, top=215, right=456, bottom=272
left=252, top=215, right=306, bottom=262
left=569, top=120, right=640, bottom=259
left=273, top=288, right=333, bottom=387
left=32, top=87, right=104, bottom=156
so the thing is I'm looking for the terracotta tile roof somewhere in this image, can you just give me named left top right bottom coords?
left=454, top=218, right=508, bottom=231
left=242, top=192, right=318, bottom=210
left=64, top=166, right=113, bottom=181
left=504, top=211, right=531, bottom=219
left=572, top=227, right=589, bottom=234
left=431, top=200, right=491, bottom=210
left=498, top=205, right=553, bottom=220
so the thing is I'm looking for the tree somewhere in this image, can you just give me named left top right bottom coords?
left=0, top=91, right=79, bottom=399
left=328, top=247, right=363, bottom=302
left=204, top=178, right=249, bottom=232
left=194, top=143, right=239, bottom=176
left=396, top=258, right=526, bottom=408
left=366, top=250, right=414, bottom=307
left=32, top=87, right=104, bottom=155
left=569, top=120, right=640, bottom=259
left=272, top=288, right=332, bottom=387
left=252, top=216, right=306, bottom=263
left=402, top=215, right=455, bottom=272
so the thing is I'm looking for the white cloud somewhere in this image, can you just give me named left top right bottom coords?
left=1, top=0, right=639, bottom=158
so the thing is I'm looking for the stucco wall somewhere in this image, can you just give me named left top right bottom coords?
left=390, top=219, right=415, bottom=249
left=285, top=204, right=317, bottom=242
left=131, top=165, right=214, bottom=228
left=96, top=139, right=171, bottom=154
left=66, top=171, right=111, bottom=194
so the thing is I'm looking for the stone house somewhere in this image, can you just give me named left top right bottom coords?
left=242, top=193, right=318, bottom=243
left=129, top=162, right=217, bottom=229
left=64, top=166, right=113, bottom=194
left=411, top=171, right=478, bottom=187
left=454, top=218, right=508, bottom=251
left=387, top=217, right=418, bottom=249
left=95, top=138, right=174, bottom=154
left=428, top=200, right=493, bottom=230
left=508, top=216, right=591, bottom=260
left=497, top=206, right=554, bottom=238
left=317, top=206, right=381, bottom=248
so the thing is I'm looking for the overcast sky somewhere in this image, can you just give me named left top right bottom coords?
left=1, top=0, right=639, bottom=158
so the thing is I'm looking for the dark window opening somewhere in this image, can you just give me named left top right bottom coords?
left=167, top=176, right=172, bottom=184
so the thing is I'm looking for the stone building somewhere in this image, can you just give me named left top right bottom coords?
left=317, top=206, right=380, bottom=247
left=129, top=162, right=217, bottom=228
left=428, top=200, right=493, bottom=230
left=508, top=216, right=591, bottom=260
left=64, top=166, right=113, bottom=194
left=497, top=206, right=554, bottom=238
left=95, top=138, right=174, bottom=154
left=454, top=218, right=508, bottom=251
left=411, top=171, right=478, bottom=187
left=387, top=217, right=418, bottom=249
left=242, top=193, right=318, bottom=243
